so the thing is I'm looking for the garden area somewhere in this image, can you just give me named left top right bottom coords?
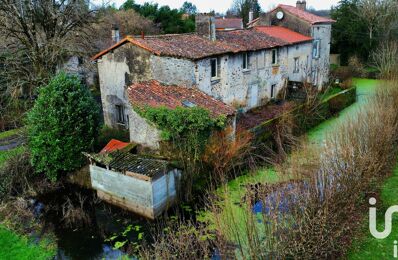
left=1, top=77, right=393, bottom=259
left=201, top=79, right=379, bottom=247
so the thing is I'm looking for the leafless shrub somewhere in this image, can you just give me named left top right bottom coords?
left=0, top=150, right=34, bottom=200
left=202, top=127, right=254, bottom=185
left=371, top=41, right=398, bottom=80
left=61, top=193, right=91, bottom=228
left=348, top=55, right=366, bottom=77
left=139, top=220, right=213, bottom=260
left=206, top=81, right=398, bottom=258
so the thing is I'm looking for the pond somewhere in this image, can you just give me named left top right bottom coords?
left=32, top=184, right=152, bottom=260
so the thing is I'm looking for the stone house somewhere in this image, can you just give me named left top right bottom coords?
left=215, top=18, right=244, bottom=31
left=248, top=1, right=335, bottom=86
left=92, top=3, right=333, bottom=149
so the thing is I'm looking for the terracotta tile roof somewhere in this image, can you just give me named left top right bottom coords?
left=274, top=5, right=335, bottom=25
left=92, top=34, right=231, bottom=60
left=247, top=17, right=260, bottom=27
left=215, top=18, right=243, bottom=30
left=216, top=29, right=287, bottom=52
left=100, top=139, right=130, bottom=154
left=253, top=26, right=313, bottom=44
left=127, top=80, right=235, bottom=117
left=92, top=28, right=300, bottom=61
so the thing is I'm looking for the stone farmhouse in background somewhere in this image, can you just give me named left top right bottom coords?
left=215, top=17, right=244, bottom=31
left=92, top=1, right=334, bottom=149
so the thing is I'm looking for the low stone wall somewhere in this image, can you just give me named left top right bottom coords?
left=251, top=87, right=357, bottom=145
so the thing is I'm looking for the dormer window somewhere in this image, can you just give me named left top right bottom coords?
left=243, top=52, right=249, bottom=70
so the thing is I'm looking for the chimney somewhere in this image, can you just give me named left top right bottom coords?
left=249, top=11, right=254, bottom=24
left=296, top=1, right=307, bottom=11
left=196, top=14, right=216, bottom=41
left=111, top=24, right=120, bottom=43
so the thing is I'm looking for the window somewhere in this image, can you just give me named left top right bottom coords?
left=116, top=105, right=125, bottom=124
left=271, top=84, right=276, bottom=99
left=294, top=57, right=299, bottom=73
left=211, top=58, right=218, bottom=79
left=258, top=51, right=265, bottom=69
left=313, top=40, right=320, bottom=59
left=272, top=49, right=278, bottom=65
left=243, top=53, right=249, bottom=70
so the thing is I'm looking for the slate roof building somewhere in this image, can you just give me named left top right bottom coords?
left=92, top=1, right=333, bottom=149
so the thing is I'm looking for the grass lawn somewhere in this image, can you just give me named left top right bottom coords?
left=0, top=146, right=25, bottom=168
left=347, top=160, right=398, bottom=259
left=0, top=129, right=49, bottom=259
left=203, top=78, right=381, bottom=247
left=0, top=129, right=21, bottom=140
left=0, top=226, right=55, bottom=260
left=0, top=128, right=25, bottom=167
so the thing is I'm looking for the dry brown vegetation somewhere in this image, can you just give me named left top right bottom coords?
left=202, top=127, right=254, bottom=184
left=139, top=80, right=398, bottom=259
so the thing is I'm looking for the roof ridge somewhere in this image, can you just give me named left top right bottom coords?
left=130, top=32, right=197, bottom=39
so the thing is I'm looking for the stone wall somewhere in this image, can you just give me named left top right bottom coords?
left=195, top=43, right=310, bottom=110
left=252, top=8, right=332, bottom=88
left=150, top=56, right=196, bottom=87
left=257, top=9, right=312, bottom=36
left=128, top=109, right=161, bottom=149
left=311, top=24, right=332, bottom=87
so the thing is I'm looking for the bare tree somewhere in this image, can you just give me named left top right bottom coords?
left=356, top=0, right=398, bottom=45
left=91, top=9, right=160, bottom=52
left=0, top=0, right=96, bottom=97
left=371, top=41, right=398, bottom=79
left=228, top=0, right=261, bottom=26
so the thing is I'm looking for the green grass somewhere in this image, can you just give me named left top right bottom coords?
left=0, top=129, right=21, bottom=140
left=203, top=78, right=381, bottom=246
left=0, top=128, right=25, bottom=168
left=308, top=78, right=379, bottom=143
left=347, top=161, right=398, bottom=259
left=0, top=146, right=24, bottom=168
left=321, top=86, right=343, bottom=101
left=0, top=226, right=55, bottom=260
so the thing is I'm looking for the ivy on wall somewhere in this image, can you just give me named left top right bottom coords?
left=136, top=105, right=227, bottom=201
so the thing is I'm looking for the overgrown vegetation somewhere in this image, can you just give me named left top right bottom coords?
left=331, top=0, right=398, bottom=64
left=27, top=73, right=100, bottom=181
left=137, top=106, right=227, bottom=200
left=120, top=0, right=196, bottom=34
left=139, top=79, right=396, bottom=258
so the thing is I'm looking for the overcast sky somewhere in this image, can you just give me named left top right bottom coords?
left=94, top=0, right=339, bottom=13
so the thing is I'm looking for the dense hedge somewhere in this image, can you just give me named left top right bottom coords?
left=27, top=73, right=100, bottom=181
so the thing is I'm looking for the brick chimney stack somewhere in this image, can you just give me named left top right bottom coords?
left=196, top=14, right=216, bottom=41
left=296, top=1, right=307, bottom=11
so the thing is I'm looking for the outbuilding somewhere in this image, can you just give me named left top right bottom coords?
left=86, top=139, right=181, bottom=219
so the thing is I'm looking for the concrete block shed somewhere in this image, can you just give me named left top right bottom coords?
left=86, top=140, right=181, bottom=219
